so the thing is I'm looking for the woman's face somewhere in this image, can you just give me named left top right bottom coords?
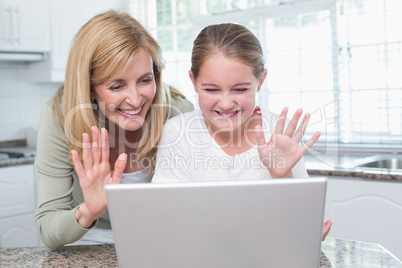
left=92, top=49, right=157, bottom=132
left=190, top=54, right=266, bottom=135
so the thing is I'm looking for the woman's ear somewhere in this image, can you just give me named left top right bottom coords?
left=257, top=69, right=268, bottom=92
left=189, top=70, right=198, bottom=93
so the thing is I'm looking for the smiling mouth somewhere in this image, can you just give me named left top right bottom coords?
left=215, top=110, right=239, bottom=118
left=119, top=107, right=142, bottom=115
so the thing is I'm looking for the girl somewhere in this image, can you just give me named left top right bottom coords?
left=152, top=23, right=318, bottom=182
left=151, top=23, right=332, bottom=240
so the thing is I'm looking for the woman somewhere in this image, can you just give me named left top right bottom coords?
left=34, top=10, right=194, bottom=249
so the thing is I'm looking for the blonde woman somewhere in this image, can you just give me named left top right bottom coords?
left=34, top=10, right=194, bottom=249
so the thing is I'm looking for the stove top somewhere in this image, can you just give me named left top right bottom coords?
left=0, top=147, right=36, bottom=158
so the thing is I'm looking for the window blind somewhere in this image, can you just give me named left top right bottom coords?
left=137, top=0, right=402, bottom=147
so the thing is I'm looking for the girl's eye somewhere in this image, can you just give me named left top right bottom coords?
left=204, top=88, right=218, bottom=92
left=234, top=88, right=248, bottom=92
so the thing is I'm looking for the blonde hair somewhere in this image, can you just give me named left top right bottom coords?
left=191, top=23, right=265, bottom=80
left=52, top=10, right=173, bottom=175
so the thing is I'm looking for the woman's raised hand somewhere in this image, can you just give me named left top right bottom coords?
left=255, top=107, right=320, bottom=178
left=71, top=126, right=127, bottom=228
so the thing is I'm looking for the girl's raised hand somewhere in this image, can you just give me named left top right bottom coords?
left=71, top=127, right=127, bottom=227
left=255, top=107, right=320, bottom=178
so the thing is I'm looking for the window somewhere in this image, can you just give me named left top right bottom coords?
left=136, top=0, right=402, bottom=147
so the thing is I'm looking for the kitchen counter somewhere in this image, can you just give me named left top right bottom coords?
left=0, top=140, right=36, bottom=168
left=0, top=237, right=400, bottom=267
left=0, top=156, right=35, bottom=167
left=304, top=152, right=402, bottom=182
left=1, top=142, right=402, bottom=183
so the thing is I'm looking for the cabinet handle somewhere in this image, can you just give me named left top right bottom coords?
left=6, top=6, right=12, bottom=42
left=13, top=6, right=19, bottom=43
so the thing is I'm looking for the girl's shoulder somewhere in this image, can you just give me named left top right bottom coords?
left=162, top=110, right=205, bottom=137
left=169, top=95, right=195, bottom=118
left=259, top=107, right=279, bottom=121
left=165, top=109, right=203, bottom=127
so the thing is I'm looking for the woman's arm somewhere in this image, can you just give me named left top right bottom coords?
left=71, top=127, right=126, bottom=227
left=35, top=101, right=90, bottom=249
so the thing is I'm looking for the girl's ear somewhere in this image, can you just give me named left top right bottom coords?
left=257, top=69, right=268, bottom=92
left=189, top=70, right=198, bottom=93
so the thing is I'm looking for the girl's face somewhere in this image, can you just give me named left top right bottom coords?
left=190, top=54, right=267, bottom=135
left=92, top=49, right=156, bottom=132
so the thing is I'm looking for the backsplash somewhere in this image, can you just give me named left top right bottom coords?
left=0, top=62, right=61, bottom=143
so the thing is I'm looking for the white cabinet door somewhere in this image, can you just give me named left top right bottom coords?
left=0, top=213, right=38, bottom=247
left=0, top=164, right=39, bottom=247
left=322, top=176, right=402, bottom=261
left=49, top=0, right=124, bottom=70
left=0, top=0, right=50, bottom=52
left=0, top=164, right=36, bottom=217
left=29, top=0, right=124, bottom=82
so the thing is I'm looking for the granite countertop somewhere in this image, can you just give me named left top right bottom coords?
left=0, top=237, right=400, bottom=267
left=304, top=152, right=402, bottom=182
left=0, top=140, right=35, bottom=168
left=0, top=156, right=35, bottom=167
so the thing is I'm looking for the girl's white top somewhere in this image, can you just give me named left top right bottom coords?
left=152, top=108, right=308, bottom=183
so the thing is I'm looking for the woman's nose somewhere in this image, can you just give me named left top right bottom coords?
left=126, top=87, right=141, bottom=107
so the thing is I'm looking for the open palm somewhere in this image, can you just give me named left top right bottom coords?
left=256, top=107, right=320, bottom=178
left=71, top=127, right=127, bottom=221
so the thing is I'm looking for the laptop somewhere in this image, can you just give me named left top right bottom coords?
left=105, top=177, right=327, bottom=268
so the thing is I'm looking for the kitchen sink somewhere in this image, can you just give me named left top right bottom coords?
left=0, top=153, right=9, bottom=160
left=354, top=155, right=402, bottom=170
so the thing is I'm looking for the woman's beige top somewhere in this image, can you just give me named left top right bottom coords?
left=35, top=95, right=194, bottom=249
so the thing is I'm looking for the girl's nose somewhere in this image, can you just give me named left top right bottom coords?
left=219, top=94, right=235, bottom=110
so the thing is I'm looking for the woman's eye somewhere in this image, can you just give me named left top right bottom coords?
left=139, top=75, right=154, bottom=84
left=109, top=85, right=122, bottom=90
left=141, top=78, right=152, bottom=83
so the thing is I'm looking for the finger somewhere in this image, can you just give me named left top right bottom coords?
left=256, top=125, right=270, bottom=167
left=284, top=108, right=303, bottom=137
left=255, top=125, right=268, bottom=149
left=82, top=133, right=93, bottom=171
left=293, top=113, right=310, bottom=142
left=91, top=126, right=101, bottom=164
left=71, top=150, right=86, bottom=179
left=112, top=153, right=127, bottom=184
left=322, top=220, right=333, bottom=241
left=300, top=132, right=321, bottom=154
left=273, top=107, right=288, bottom=135
left=100, top=128, right=110, bottom=163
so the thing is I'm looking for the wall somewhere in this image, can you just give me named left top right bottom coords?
left=0, top=62, right=61, bottom=143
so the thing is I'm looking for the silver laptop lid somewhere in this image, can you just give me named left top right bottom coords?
left=105, top=177, right=327, bottom=268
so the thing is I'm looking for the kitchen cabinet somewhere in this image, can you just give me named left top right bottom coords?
left=319, top=176, right=402, bottom=261
left=0, top=164, right=39, bottom=247
left=0, top=0, right=50, bottom=53
left=29, top=0, right=124, bottom=82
